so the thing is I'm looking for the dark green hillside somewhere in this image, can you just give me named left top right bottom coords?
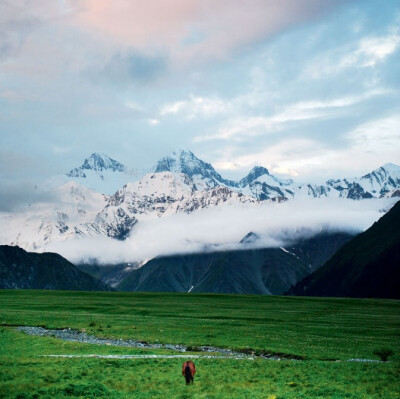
left=288, top=231, right=355, bottom=271
left=117, top=247, right=310, bottom=294
left=289, top=201, right=400, bottom=298
left=0, top=245, right=111, bottom=291
left=76, top=262, right=141, bottom=287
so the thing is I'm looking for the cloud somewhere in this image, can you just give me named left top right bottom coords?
left=304, top=31, right=400, bottom=79
left=0, top=1, right=77, bottom=61
left=47, top=197, right=397, bottom=264
left=347, top=114, right=400, bottom=149
left=98, top=50, right=168, bottom=85
left=340, top=34, right=400, bottom=69
left=0, top=181, right=57, bottom=212
left=200, top=112, right=400, bottom=180
left=195, top=90, right=387, bottom=142
left=73, top=0, right=345, bottom=65
left=215, top=138, right=326, bottom=177
left=160, top=95, right=232, bottom=119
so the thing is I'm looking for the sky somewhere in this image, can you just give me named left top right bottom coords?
left=1, top=0, right=400, bottom=187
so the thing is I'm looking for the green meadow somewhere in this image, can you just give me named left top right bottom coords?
left=0, top=290, right=399, bottom=398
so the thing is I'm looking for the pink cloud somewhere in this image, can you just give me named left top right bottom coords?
left=73, top=0, right=341, bottom=64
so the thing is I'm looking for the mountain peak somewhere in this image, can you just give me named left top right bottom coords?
left=65, top=153, right=130, bottom=194
left=155, top=149, right=198, bottom=172
left=155, top=149, right=238, bottom=189
left=81, top=153, right=125, bottom=173
left=362, top=162, right=400, bottom=182
left=67, top=153, right=125, bottom=178
left=239, top=166, right=270, bottom=187
left=382, top=163, right=400, bottom=177
left=239, top=231, right=260, bottom=244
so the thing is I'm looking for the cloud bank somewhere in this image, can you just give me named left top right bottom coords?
left=48, top=197, right=398, bottom=264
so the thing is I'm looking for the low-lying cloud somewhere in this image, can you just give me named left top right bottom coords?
left=0, top=181, right=58, bottom=212
left=48, top=197, right=398, bottom=265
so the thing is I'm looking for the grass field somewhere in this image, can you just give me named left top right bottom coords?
left=0, top=290, right=399, bottom=398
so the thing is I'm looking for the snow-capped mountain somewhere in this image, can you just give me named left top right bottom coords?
left=154, top=150, right=295, bottom=200
left=155, top=149, right=238, bottom=190
left=320, top=164, right=400, bottom=200
left=0, top=182, right=107, bottom=251
left=65, top=153, right=147, bottom=195
left=90, top=172, right=257, bottom=240
left=61, top=149, right=400, bottom=202
left=0, top=149, right=399, bottom=254
left=155, top=150, right=400, bottom=201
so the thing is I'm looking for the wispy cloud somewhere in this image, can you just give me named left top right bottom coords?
left=160, top=95, right=232, bottom=119
left=206, top=112, right=400, bottom=180
left=347, top=114, right=400, bottom=154
left=340, top=34, right=400, bottom=69
left=304, top=31, right=400, bottom=79
left=195, top=90, right=388, bottom=142
left=213, top=138, right=326, bottom=177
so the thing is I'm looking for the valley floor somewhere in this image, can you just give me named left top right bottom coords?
left=0, top=290, right=399, bottom=398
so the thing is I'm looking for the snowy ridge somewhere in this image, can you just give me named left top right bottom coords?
left=155, top=149, right=238, bottom=190
left=0, top=182, right=107, bottom=251
left=93, top=173, right=258, bottom=240
left=0, top=149, right=399, bottom=253
left=65, top=153, right=148, bottom=195
left=154, top=150, right=400, bottom=201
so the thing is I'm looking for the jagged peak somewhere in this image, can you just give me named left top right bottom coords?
left=239, top=231, right=260, bottom=244
left=82, top=153, right=125, bottom=172
left=154, top=149, right=236, bottom=186
left=246, top=165, right=270, bottom=179
left=362, top=162, right=400, bottom=180
left=381, top=163, right=400, bottom=175
left=171, top=148, right=195, bottom=158
left=155, top=149, right=203, bottom=170
left=239, top=165, right=270, bottom=187
left=66, top=153, right=125, bottom=177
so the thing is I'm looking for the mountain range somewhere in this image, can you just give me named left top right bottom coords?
left=67, top=151, right=400, bottom=201
left=1, top=150, right=399, bottom=254
left=0, top=230, right=354, bottom=294
left=2, top=202, right=397, bottom=297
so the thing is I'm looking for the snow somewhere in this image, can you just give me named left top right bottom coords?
left=382, top=163, right=400, bottom=178
left=1, top=150, right=399, bottom=257
left=0, top=182, right=107, bottom=251
left=65, top=169, right=136, bottom=195
left=64, top=152, right=149, bottom=195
